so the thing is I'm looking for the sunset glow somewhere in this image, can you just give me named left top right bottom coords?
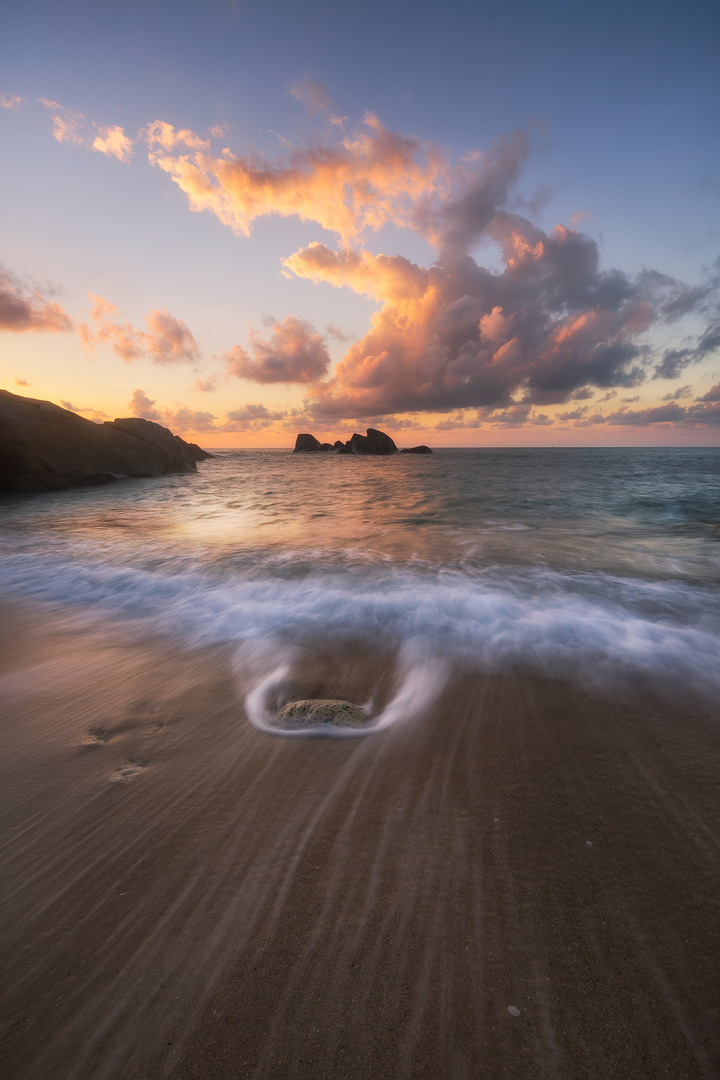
left=1, top=1, right=718, bottom=446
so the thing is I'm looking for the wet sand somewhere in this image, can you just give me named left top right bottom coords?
left=0, top=600, right=719, bottom=1079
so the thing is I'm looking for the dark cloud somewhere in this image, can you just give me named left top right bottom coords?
left=0, top=267, right=73, bottom=333
left=653, top=316, right=720, bottom=379
left=662, top=384, right=693, bottom=400
left=224, top=316, right=331, bottom=384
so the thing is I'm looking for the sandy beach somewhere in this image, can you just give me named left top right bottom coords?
left=0, top=598, right=718, bottom=1079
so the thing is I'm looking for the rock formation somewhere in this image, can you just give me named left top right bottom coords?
left=294, top=427, right=431, bottom=454
left=275, top=699, right=369, bottom=729
left=0, top=390, right=213, bottom=495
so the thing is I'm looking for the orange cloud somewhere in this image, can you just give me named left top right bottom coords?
left=40, top=99, right=134, bottom=160
left=81, top=294, right=200, bottom=364
left=146, top=114, right=446, bottom=243
left=0, top=94, right=22, bottom=110
left=0, top=267, right=73, bottom=333
left=283, top=243, right=428, bottom=303
left=92, top=125, right=134, bottom=162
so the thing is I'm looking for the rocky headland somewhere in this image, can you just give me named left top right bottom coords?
left=294, top=427, right=432, bottom=455
left=0, top=389, right=212, bottom=495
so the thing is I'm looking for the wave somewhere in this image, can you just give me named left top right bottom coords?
left=1, top=548, right=719, bottom=701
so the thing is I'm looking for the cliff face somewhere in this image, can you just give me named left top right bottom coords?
left=0, top=390, right=212, bottom=494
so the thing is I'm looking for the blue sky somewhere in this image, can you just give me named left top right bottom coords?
left=1, top=0, right=718, bottom=444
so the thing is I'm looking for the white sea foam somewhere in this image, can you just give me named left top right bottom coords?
left=240, top=639, right=449, bottom=737
left=1, top=548, right=719, bottom=700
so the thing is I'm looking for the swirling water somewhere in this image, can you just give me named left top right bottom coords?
left=1, top=446, right=719, bottom=705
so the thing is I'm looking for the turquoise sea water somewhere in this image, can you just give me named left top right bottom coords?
left=1, top=447, right=719, bottom=703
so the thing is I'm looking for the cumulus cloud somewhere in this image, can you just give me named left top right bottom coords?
left=14, top=377, right=30, bottom=387
left=224, top=315, right=330, bottom=383
left=81, top=294, right=200, bottom=364
left=0, top=267, right=73, bottom=333
left=128, top=388, right=163, bottom=421
left=146, top=114, right=445, bottom=243
left=143, top=107, right=720, bottom=427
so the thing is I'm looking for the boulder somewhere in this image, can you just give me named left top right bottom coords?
left=293, top=433, right=322, bottom=452
left=0, top=390, right=212, bottom=495
left=292, top=427, right=425, bottom=456
left=348, top=428, right=398, bottom=455
left=275, top=699, right=369, bottom=729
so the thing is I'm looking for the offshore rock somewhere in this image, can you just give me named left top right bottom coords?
left=293, top=433, right=323, bottom=452
left=348, top=428, right=398, bottom=455
left=275, top=699, right=369, bottom=729
left=0, top=390, right=212, bottom=495
left=293, top=426, right=431, bottom=456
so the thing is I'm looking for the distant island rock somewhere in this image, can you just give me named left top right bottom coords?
left=293, top=427, right=432, bottom=455
left=0, top=389, right=213, bottom=495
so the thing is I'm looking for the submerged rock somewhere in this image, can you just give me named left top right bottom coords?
left=0, top=390, right=212, bottom=495
left=275, top=698, right=369, bottom=729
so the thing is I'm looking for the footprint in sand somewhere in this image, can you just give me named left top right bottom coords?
left=110, top=760, right=147, bottom=783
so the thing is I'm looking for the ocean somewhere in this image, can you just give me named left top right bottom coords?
left=1, top=446, right=719, bottom=718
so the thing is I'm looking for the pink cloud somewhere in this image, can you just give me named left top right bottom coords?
left=224, top=316, right=330, bottom=384
left=0, top=267, right=73, bottom=333
left=82, top=294, right=200, bottom=364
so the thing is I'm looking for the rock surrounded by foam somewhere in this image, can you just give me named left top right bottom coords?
left=275, top=699, right=368, bottom=729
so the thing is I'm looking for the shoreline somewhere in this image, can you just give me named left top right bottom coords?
left=1, top=598, right=719, bottom=1078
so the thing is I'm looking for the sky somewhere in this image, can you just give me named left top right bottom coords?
left=1, top=0, right=719, bottom=446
